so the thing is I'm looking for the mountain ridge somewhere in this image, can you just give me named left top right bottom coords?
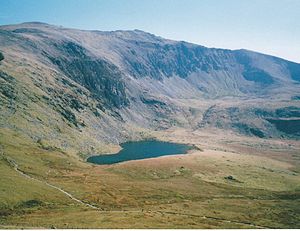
left=2, top=21, right=300, bottom=64
left=0, top=22, right=300, bottom=155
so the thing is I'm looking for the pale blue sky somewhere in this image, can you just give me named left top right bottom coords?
left=1, top=0, right=299, bottom=62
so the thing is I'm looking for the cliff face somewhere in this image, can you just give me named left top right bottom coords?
left=0, top=22, right=300, bottom=154
left=44, top=41, right=129, bottom=108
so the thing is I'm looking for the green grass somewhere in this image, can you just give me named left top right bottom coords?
left=0, top=127, right=299, bottom=228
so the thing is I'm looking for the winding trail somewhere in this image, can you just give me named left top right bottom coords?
left=1, top=152, right=100, bottom=210
left=1, top=149, right=273, bottom=229
left=15, top=165, right=100, bottom=210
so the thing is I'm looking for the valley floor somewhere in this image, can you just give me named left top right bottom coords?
left=0, top=127, right=299, bottom=228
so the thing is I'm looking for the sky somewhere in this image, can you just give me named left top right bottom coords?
left=1, top=0, right=300, bottom=63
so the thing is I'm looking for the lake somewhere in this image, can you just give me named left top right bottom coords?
left=87, top=140, right=193, bottom=165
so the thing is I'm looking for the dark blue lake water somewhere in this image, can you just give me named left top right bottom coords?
left=87, top=140, right=192, bottom=165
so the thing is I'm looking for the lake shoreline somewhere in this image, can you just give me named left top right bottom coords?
left=86, top=140, right=195, bottom=165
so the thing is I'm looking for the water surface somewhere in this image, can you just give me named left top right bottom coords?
left=87, top=140, right=192, bottom=165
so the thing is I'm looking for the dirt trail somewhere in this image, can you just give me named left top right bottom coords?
left=0, top=151, right=100, bottom=210
left=14, top=165, right=100, bottom=210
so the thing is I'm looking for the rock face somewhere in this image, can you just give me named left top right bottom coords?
left=0, top=22, right=300, bottom=153
left=44, top=41, right=129, bottom=108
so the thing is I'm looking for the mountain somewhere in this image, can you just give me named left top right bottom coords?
left=1, top=22, right=300, bottom=155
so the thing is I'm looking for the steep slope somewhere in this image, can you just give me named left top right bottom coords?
left=0, top=22, right=300, bottom=156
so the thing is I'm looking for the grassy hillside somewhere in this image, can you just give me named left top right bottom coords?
left=1, top=127, right=299, bottom=228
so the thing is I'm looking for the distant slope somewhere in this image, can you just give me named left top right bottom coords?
left=1, top=22, right=300, bottom=155
left=2, top=22, right=300, bottom=97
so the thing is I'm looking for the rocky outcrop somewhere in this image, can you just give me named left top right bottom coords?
left=44, top=41, right=129, bottom=109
